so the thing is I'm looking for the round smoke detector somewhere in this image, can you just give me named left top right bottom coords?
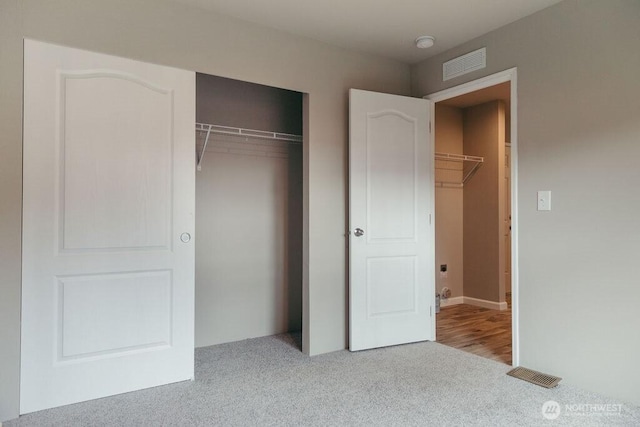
left=415, top=35, right=435, bottom=49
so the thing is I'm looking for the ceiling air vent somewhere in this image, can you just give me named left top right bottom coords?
left=443, top=47, right=486, bottom=81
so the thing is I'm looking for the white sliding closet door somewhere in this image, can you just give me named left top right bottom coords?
left=21, top=40, right=195, bottom=414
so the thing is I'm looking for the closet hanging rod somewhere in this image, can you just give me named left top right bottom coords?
left=196, top=123, right=303, bottom=143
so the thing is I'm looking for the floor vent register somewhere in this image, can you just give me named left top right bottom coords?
left=507, top=367, right=562, bottom=388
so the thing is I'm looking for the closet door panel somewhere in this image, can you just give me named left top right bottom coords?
left=21, top=40, right=195, bottom=414
left=61, top=73, right=172, bottom=250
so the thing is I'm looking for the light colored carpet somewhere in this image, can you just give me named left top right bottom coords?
left=7, top=334, right=640, bottom=426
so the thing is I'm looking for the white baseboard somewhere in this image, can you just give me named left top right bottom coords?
left=439, top=296, right=508, bottom=311
left=440, top=296, right=464, bottom=307
left=463, top=296, right=508, bottom=311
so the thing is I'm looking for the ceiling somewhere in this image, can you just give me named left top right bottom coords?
left=438, top=82, right=512, bottom=142
left=174, top=0, right=562, bottom=64
left=439, top=81, right=510, bottom=109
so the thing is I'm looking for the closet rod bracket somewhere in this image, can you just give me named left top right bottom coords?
left=197, top=124, right=213, bottom=171
left=434, top=152, right=484, bottom=187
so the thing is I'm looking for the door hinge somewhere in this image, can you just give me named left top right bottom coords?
left=429, top=121, right=432, bottom=133
left=429, top=214, right=432, bottom=225
left=430, top=306, right=433, bottom=317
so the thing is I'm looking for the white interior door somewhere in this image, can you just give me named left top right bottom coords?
left=21, top=40, right=195, bottom=414
left=349, top=89, right=433, bottom=351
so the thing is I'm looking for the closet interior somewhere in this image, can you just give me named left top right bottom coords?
left=434, top=81, right=511, bottom=307
left=195, top=73, right=303, bottom=349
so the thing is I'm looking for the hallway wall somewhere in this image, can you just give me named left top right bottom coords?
left=434, top=105, right=464, bottom=300
left=463, top=101, right=506, bottom=303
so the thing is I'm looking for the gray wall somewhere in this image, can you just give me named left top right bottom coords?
left=0, top=0, right=23, bottom=421
left=463, top=101, right=505, bottom=303
left=412, top=0, right=640, bottom=405
left=0, top=0, right=410, bottom=421
left=195, top=147, right=301, bottom=346
left=434, top=105, right=464, bottom=300
left=196, top=73, right=303, bottom=134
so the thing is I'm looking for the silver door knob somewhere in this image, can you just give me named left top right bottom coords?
left=180, top=232, right=191, bottom=243
left=354, top=228, right=364, bottom=237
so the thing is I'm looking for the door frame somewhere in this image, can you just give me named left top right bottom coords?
left=425, top=68, right=520, bottom=366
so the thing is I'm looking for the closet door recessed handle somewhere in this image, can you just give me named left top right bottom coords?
left=180, top=232, right=191, bottom=243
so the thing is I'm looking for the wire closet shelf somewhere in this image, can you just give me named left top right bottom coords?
left=434, top=152, right=484, bottom=188
left=195, top=122, right=303, bottom=171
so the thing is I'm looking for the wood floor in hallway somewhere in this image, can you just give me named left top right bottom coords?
left=436, top=298, right=512, bottom=365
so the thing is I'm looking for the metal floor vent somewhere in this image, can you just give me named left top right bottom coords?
left=507, top=367, right=562, bottom=388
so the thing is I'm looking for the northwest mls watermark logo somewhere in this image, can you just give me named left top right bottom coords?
left=542, top=400, right=561, bottom=420
left=542, top=400, right=623, bottom=420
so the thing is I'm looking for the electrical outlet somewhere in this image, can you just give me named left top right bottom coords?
left=439, top=264, right=448, bottom=279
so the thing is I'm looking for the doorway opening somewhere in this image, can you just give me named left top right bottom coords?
left=195, top=73, right=304, bottom=351
left=428, top=69, right=518, bottom=365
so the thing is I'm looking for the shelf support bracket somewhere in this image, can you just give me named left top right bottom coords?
left=197, top=125, right=212, bottom=171
left=462, top=160, right=483, bottom=184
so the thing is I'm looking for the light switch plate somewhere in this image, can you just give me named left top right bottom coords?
left=537, top=190, right=551, bottom=211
